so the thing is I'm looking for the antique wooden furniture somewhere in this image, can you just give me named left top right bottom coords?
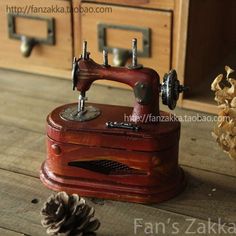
left=0, top=0, right=235, bottom=113
left=0, top=0, right=73, bottom=78
left=40, top=40, right=188, bottom=203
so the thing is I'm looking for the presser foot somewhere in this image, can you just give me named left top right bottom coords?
left=60, top=104, right=101, bottom=122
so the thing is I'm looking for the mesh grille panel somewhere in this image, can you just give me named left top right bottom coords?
left=68, top=160, right=145, bottom=175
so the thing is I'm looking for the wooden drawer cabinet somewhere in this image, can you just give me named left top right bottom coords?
left=1, top=0, right=234, bottom=114
left=0, top=0, right=73, bottom=78
left=181, top=0, right=236, bottom=114
left=81, top=3, right=172, bottom=88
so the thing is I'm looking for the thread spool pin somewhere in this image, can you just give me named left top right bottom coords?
left=82, top=41, right=87, bottom=59
left=103, top=49, right=109, bottom=66
left=132, top=38, right=137, bottom=67
left=128, top=38, right=142, bottom=69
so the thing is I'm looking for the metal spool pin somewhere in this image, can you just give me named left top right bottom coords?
left=128, top=38, right=142, bottom=69
left=82, top=40, right=87, bottom=59
left=78, top=41, right=89, bottom=113
left=103, top=49, right=109, bottom=66
left=132, top=38, right=137, bottom=67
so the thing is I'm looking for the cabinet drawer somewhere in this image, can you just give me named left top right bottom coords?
left=0, top=0, right=73, bottom=77
left=84, top=0, right=175, bottom=10
left=81, top=3, right=172, bottom=88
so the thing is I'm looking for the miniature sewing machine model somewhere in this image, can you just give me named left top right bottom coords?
left=40, top=39, right=188, bottom=203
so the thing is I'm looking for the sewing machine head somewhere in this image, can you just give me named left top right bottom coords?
left=67, top=39, right=187, bottom=123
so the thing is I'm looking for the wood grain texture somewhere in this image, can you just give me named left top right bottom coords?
left=0, top=0, right=73, bottom=73
left=0, top=228, right=24, bottom=236
left=72, top=0, right=82, bottom=57
left=157, top=167, right=236, bottom=224
left=80, top=3, right=172, bottom=88
left=183, top=0, right=236, bottom=111
left=0, top=169, right=53, bottom=236
left=83, top=0, right=175, bottom=10
left=16, top=17, right=48, bottom=39
left=172, top=0, right=190, bottom=108
left=181, top=99, right=218, bottom=114
left=184, top=0, right=226, bottom=90
left=0, top=168, right=234, bottom=236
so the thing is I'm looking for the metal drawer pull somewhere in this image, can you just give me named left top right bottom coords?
left=8, top=14, right=55, bottom=57
left=98, top=23, right=150, bottom=67
left=112, top=48, right=130, bottom=67
left=20, top=36, right=38, bottom=57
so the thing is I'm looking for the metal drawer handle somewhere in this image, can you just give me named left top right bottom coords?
left=8, top=14, right=55, bottom=57
left=112, top=48, right=130, bottom=67
left=98, top=23, right=150, bottom=67
left=20, top=36, right=38, bottom=57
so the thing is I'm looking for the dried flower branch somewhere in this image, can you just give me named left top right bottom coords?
left=211, top=66, right=236, bottom=160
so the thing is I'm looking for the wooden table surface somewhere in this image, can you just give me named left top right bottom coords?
left=0, top=69, right=235, bottom=236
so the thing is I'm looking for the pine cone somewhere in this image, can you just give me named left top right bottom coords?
left=41, top=192, right=100, bottom=236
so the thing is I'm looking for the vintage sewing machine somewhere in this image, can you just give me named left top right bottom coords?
left=40, top=39, right=188, bottom=203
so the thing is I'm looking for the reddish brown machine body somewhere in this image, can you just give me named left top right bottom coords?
left=40, top=39, right=187, bottom=203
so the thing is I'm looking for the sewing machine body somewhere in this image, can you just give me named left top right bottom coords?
left=40, top=39, right=187, bottom=203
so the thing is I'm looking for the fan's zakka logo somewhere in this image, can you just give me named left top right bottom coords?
left=134, top=218, right=236, bottom=235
